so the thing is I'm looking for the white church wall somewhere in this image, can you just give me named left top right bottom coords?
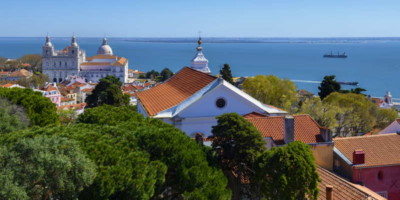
left=178, top=117, right=217, bottom=137
left=178, top=84, right=266, bottom=118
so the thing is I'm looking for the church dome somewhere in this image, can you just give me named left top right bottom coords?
left=44, top=35, right=53, bottom=47
left=97, top=38, right=113, bottom=55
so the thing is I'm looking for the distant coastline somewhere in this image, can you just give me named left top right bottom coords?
left=2, top=37, right=400, bottom=44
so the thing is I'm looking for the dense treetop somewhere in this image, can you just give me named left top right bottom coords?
left=0, top=87, right=58, bottom=126
left=0, top=105, right=231, bottom=199
left=85, top=75, right=130, bottom=108
left=0, top=136, right=96, bottom=200
left=243, top=75, right=298, bottom=111
left=256, top=141, right=319, bottom=200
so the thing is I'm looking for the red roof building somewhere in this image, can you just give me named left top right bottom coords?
left=334, top=134, right=400, bottom=200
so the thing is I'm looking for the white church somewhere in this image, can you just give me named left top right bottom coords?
left=42, top=35, right=128, bottom=83
left=137, top=37, right=287, bottom=137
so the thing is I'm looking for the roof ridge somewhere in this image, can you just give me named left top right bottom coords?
left=334, top=133, right=398, bottom=140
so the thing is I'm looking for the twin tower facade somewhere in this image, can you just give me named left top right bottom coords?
left=42, top=35, right=128, bottom=83
left=42, top=36, right=210, bottom=83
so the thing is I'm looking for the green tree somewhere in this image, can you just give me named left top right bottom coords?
left=1, top=105, right=231, bottom=199
left=318, top=75, right=341, bottom=100
left=85, top=75, right=130, bottom=107
left=0, top=87, right=59, bottom=126
left=0, top=56, right=7, bottom=66
left=77, top=105, right=140, bottom=126
left=297, top=97, right=339, bottom=130
left=212, top=113, right=265, bottom=199
left=256, top=141, right=319, bottom=200
left=0, top=98, right=30, bottom=134
left=375, top=108, right=398, bottom=129
left=243, top=75, right=298, bottom=111
left=323, top=92, right=376, bottom=136
left=18, top=54, right=42, bottom=73
left=0, top=136, right=96, bottom=200
left=340, top=87, right=367, bottom=95
left=17, top=73, right=49, bottom=89
left=160, top=68, right=174, bottom=81
left=220, top=64, right=234, bottom=85
left=145, top=70, right=160, bottom=80
left=58, top=109, right=77, bottom=125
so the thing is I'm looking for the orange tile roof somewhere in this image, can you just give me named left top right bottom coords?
left=243, top=112, right=268, bottom=118
left=334, top=134, right=400, bottom=168
left=42, top=84, right=58, bottom=92
left=128, top=69, right=144, bottom=74
left=113, top=57, right=127, bottom=66
left=61, top=97, right=74, bottom=102
left=136, top=67, right=216, bottom=116
left=81, top=88, right=94, bottom=93
left=245, top=114, right=324, bottom=145
left=122, top=84, right=137, bottom=92
left=1, top=83, right=15, bottom=88
left=317, top=167, right=385, bottom=200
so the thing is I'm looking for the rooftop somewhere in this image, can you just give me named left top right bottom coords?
left=317, top=167, right=385, bottom=200
left=136, top=67, right=216, bottom=116
left=334, top=133, right=400, bottom=168
left=245, top=114, right=326, bottom=145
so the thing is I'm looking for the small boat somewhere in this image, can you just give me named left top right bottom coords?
left=338, top=81, right=358, bottom=86
left=323, top=51, right=348, bottom=58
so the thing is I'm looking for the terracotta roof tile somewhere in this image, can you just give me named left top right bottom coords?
left=136, top=67, right=216, bottom=116
left=81, top=88, right=93, bottom=93
left=317, top=167, right=385, bottom=200
left=243, top=112, right=268, bottom=118
left=42, top=84, right=58, bottom=92
left=1, top=83, right=15, bottom=88
left=246, top=114, right=324, bottom=145
left=334, top=134, right=400, bottom=168
left=113, top=57, right=127, bottom=66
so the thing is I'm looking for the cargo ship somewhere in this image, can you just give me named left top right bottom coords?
left=323, top=51, right=348, bottom=58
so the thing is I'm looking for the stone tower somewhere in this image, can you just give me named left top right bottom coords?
left=42, top=34, right=85, bottom=83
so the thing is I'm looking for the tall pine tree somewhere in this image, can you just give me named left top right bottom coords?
left=220, top=64, right=234, bottom=85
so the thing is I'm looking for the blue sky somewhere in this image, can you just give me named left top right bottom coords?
left=1, top=0, right=399, bottom=37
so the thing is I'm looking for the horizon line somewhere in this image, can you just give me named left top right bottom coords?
left=2, top=36, right=400, bottom=39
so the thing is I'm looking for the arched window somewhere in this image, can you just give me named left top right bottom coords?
left=59, top=61, right=62, bottom=67
left=72, top=50, right=75, bottom=54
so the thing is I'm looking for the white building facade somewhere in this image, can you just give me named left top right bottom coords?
left=42, top=36, right=128, bottom=83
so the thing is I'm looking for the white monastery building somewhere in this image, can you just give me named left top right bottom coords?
left=137, top=38, right=287, bottom=136
left=42, top=35, right=128, bottom=83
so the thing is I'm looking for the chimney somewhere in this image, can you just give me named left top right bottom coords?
left=321, top=128, right=332, bottom=142
left=326, top=185, right=333, bottom=200
left=284, top=115, right=295, bottom=144
left=353, top=149, right=365, bottom=165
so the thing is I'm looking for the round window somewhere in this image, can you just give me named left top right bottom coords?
left=216, top=98, right=226, bottom=108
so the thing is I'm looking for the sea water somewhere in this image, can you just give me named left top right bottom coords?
left=0, top=37, right=399, bottom=98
